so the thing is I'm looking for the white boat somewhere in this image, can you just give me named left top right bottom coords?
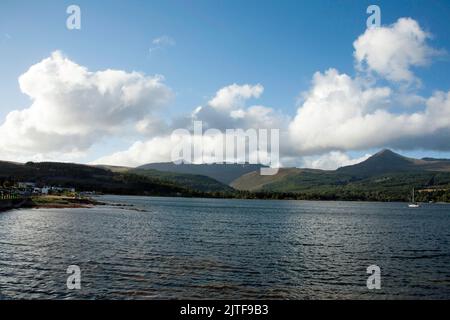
left=408, top=188, right=420, bottom=208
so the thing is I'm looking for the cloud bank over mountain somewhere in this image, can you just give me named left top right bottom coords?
left=288, top=69, right=450, bottom=155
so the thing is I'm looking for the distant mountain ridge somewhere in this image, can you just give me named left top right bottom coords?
left=137, top=162, right=266, bottom=185
left=231, top=150, right=450, bottom=197
left=2, top=149, right=450, bottom=202
left=422, top=157, right=450, bottom=162
left=93, top=164, right=233, bottom=192
left=337, top=149, right=450, bottom=176
left=130, top=168, right=233, bottom=192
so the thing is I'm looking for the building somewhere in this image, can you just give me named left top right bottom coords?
left=33, top=187, right=50, bottom=195
left=17, top=182, right=36, bottom=189
left=51, top=186, right=76, bottom=194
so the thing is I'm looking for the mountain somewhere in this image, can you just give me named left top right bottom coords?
left=130, top=169, right=233, bottom=192
left=230, top=150, right=450, bottom=201
left=337, top=149, right=450, bottom=175
left=2, top=149, right=450, bottom=202
left=137, top=162, right=266, bottom=185
left=94, top=164, right=233, bottom=192
left=231, top=168, right=306, bottom=191
left=336, top=149, right=418, bottom=176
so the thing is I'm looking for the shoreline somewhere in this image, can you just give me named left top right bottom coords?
left=1, top=194, right=448, bottom=213
left=0, top=198, right=29, bottom=212
left=96, top=194, right=450, bottom=205
left=0, top=196, right=105, bottom=212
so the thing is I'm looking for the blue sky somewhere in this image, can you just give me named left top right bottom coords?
left=1, top=0, right=450, bottom=167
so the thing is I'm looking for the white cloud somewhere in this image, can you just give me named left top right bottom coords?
left=93, top=136, right=176, bottom=167
left=192, top=84, right=286, bottom=131
left=285, top=18, right=447, bottom=158
left=288, top=68, right=450, bottom=155
left=289, top=68, right=391, bottom=154
left=0, top=51, right=172, bottom=161
left=97, top=61, right=450, bottom=169
left=354, top=17, right=440, bottom=83
left=6, top=16, right=448, bottom=171
left=93, top=133, right=224, bottom=167
left=135, top=116, right=169, bottom=136
left=72, top=17, right=450, bottom=169
left=393, top=92, right=427, bottom=108
left=93, top=128, right=280, bottom=167
left=302, top=152, right=371, bottom=171
left=208, top=84, right=264, bottom=110
left=149, top=35, right=176, bottom=53
left=152, top=35, right=176, bottom=46
left=94, top=83, right=286, bottom=166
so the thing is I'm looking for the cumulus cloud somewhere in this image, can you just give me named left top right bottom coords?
left=208, top=84, right=263, bottom=110
left=135, top=116, right=170, bottom=136
left=191, top=84, right=287, bottom=132
left=98, top=15, right=450, bottom=169
left=95, top=83, right=285, bottom=166
left=0, top=51, right=172, bottom=160
left=288, top=68, right=450, bottom=154
left=94, top=133, right=228, bottom=167
left=5, top=16, right=449, bottom=171
left=285, top=18, right=446, bottom=157
left=94, top=126, right=280, bottom=167
left=94, top=136, right=176, bottom=167
left=354, top=17, right=441, bottom=83
left=289, top=68, right=391, bottom=154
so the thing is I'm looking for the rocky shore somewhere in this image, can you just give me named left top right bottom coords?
left=0, top=196, right=105, bottom=211
left=0, top=198, right=29, bottom=212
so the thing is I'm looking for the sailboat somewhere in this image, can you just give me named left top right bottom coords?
left=408, top=188, right=420, bottom=208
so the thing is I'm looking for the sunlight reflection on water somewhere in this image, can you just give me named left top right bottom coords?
left=0, top=196, right=449, bottom=299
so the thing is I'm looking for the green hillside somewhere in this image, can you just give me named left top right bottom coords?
left=337, top=149, right=450, bottom=176
left=137, top=162, right=266, bottom=184
left=94, top=164, right=233, bottom=192
left=231, top=168, right=305, bottom=191
left=0, top=161, right=198, bottom=196
left=231, top=150, right=450, bottom=202
left=3, top=149, right=450, bottom=202
left=130, top=169, right=233, bottom=192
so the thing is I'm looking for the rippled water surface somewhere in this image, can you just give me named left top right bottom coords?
left=0, top=195, right=449, bottom=299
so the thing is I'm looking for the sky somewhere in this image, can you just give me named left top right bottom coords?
left=0, top=0, right=450, bottom=169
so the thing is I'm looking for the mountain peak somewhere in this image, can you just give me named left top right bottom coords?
left=337, top=149, right=414, bottom=175
left=372, top=149, right=402, bottom=158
